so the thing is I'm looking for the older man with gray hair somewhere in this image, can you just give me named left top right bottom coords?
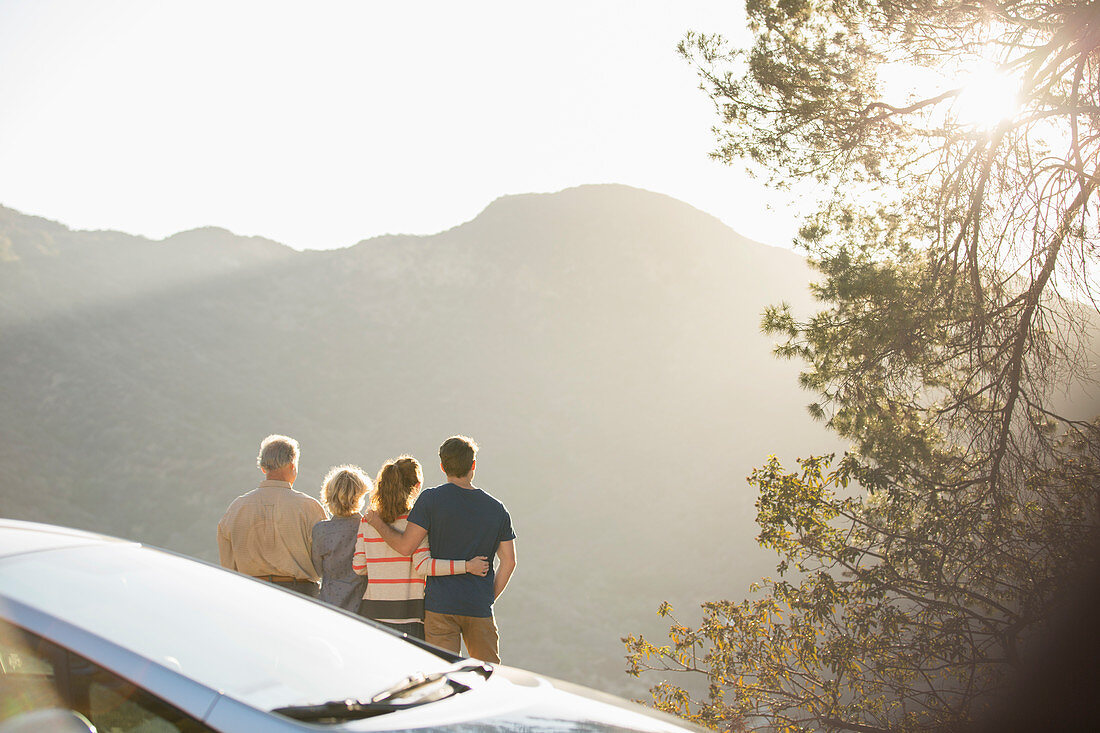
left=217, top=434, right=326, bottom=597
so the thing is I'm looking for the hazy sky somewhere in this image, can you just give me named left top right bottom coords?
left=0, top=1, right=803, bottom=251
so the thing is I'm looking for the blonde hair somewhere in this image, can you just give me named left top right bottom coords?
left=371, top=455, right=422, bottom=524
left=257, top=434, right=299, bottom=473
left=320, top=464, right=370, bottom=517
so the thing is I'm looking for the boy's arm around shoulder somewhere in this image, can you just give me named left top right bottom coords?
left=364, top=510, right=427, bottom=556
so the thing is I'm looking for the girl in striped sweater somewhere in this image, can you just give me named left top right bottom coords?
left=353, top=455, right=488, bottom=638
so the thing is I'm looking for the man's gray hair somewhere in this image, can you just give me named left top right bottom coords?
left=257, top=434, right=300, bottom=473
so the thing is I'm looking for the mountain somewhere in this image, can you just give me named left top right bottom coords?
left=0, top=184, right=837, bottom=696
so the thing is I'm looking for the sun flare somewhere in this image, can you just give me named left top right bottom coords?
left=953, top=65, right=1021, bottom=130
left=879, top=58, right=1023, bottom=132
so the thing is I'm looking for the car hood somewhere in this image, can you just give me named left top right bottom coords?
left=323, top=664, right=705, bottom=733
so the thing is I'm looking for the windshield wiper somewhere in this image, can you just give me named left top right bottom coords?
left=274, top=661, right=493, bottom=722
left=272, top=699, right=405, bottom=722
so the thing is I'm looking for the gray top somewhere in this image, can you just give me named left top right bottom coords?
left=310, top=515, right=367, bottom=612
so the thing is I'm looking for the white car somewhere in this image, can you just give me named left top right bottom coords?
left=0, top=519, right=700, bottom=733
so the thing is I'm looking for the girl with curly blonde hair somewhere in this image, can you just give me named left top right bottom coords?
left=311, top=464, right=371, bottom=612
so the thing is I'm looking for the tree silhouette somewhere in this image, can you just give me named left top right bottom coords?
left=626, top=3, right=1100, bottom=731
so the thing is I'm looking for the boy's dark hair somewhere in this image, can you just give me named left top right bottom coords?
left=439, top=435, right=478, bottom=478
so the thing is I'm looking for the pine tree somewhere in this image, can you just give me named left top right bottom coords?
left=626, top=3, right=1100, bottom=731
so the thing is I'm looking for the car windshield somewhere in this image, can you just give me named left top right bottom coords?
left=0, top=543, right=452, bottom=711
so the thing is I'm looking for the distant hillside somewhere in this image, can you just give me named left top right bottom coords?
left=0, top=184, right=837, bottom=696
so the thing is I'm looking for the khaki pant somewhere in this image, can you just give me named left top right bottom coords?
left=424, top=610, right=500, bottom=663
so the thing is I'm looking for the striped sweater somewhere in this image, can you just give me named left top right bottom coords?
left=352, top=514, right=466, bottom=624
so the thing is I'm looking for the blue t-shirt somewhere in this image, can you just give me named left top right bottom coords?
left=407, top=482, right=515, bottom=617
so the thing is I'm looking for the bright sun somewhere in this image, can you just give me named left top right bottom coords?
left=953, top=65, right=1022, bottom=129
left=879, top=59, right=1023, bottom=132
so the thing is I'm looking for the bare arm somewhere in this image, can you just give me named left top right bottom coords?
left=493, top=540, right=516, bottom=600
left=365, top=510, right=427, bottom=556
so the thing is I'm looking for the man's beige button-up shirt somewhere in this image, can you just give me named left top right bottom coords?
left=217, top=479, right=327, bottom=581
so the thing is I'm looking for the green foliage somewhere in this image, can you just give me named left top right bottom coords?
left=628, top=2, right=1100, bottom=730
left=626, top=439, right=1098, bottom=732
